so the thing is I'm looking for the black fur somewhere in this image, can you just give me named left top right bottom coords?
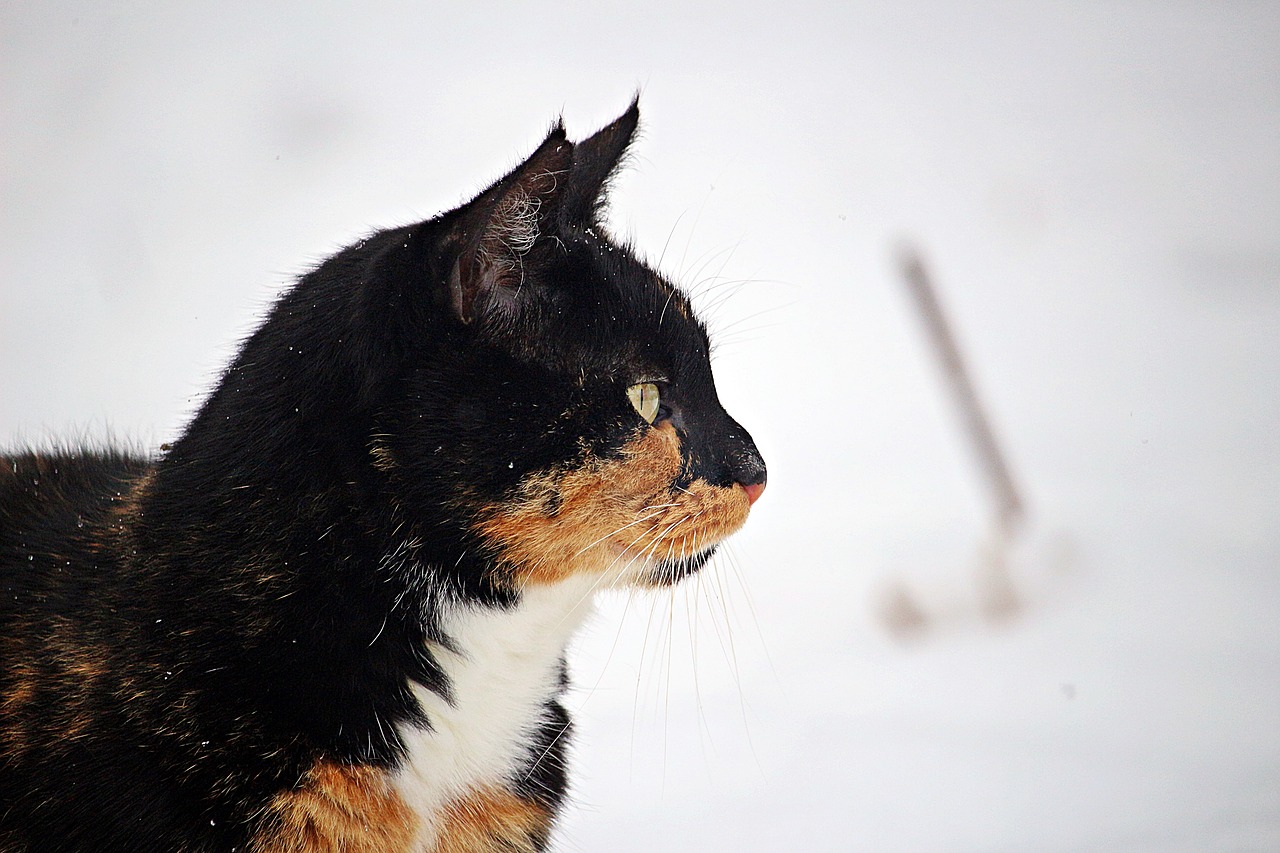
left=0, top=101, right=764, bottom=851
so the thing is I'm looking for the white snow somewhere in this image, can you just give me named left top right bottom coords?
left=2, top=3, right=1277, bottom=850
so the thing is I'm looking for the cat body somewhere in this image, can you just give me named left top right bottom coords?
left=0, top=102, right=765, bottom=851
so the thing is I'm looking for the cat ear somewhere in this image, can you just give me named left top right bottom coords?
left=561, top=97, right=641, bottom=224
left=448, top=125, right=573, bottom=325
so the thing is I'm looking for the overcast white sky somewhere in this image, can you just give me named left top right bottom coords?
left=3, top=3, right=1279, bottom=850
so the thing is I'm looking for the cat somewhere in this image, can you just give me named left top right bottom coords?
left=0, top=100, right=766, bottom=852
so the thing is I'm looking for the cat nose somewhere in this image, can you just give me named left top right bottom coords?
left=701, top=410, right=766, bottom=505
left=732, top=446, right=767, bottom=506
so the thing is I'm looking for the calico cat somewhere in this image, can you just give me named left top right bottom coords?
left=0, top=101, right=765, bottom=852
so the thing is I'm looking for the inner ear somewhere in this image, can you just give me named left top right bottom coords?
left=449, top=127, right=573, bottom=326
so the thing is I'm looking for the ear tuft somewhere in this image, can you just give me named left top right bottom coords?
left=561, top=97, right=641, bottom=224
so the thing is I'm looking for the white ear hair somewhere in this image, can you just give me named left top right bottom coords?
left=490, top=188, right=541, bottom=258
left=446, top=127, right=572, bottom=325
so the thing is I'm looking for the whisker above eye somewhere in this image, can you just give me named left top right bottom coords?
left=685, top=242, right=743, bottom=301
left=656, top=209, right=687, bottom=274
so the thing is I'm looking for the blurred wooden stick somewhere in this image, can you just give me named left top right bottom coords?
left=897, top=245, right=1026, bottom=538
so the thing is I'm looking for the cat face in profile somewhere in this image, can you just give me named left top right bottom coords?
left=0, top=100, right=765, bottom=851
left=384, top=110, right=765, bottom=592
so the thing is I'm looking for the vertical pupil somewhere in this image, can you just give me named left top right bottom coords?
left=630, top=383, right=659, bottom=423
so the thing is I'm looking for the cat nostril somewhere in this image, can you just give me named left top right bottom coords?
left=741, top=481, right=765, bottom=506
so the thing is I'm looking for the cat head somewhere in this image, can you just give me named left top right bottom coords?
left=360, top=101, right=766, bottom=589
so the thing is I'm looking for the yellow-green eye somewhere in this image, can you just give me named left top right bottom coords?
left=627, top=382, right=661, bottom=424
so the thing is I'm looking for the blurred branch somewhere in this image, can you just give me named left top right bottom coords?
left=897, top=244, right=1026, bottom=538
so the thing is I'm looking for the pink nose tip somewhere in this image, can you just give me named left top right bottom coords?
left=742, top=481, right=766, bottom=506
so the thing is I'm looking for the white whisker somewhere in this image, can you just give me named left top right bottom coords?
left=656, top=211, right=687, bottom=273
left=571, top=505, right=678, bottom=558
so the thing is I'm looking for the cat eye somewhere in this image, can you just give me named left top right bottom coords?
left=626, top=382, right=661, bottom=424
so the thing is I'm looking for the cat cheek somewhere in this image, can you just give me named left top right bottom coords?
left=471, top=426, right=684, bottom=586
left=471, top=424, right=752, bottom=588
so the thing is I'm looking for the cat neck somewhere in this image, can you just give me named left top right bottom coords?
left=392, top=571, right=599, bottom=847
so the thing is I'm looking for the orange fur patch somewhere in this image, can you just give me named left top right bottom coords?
left=86, top=468, right=153, bottom=555
left=0, top=636, right=36, bottom=758
left=432, top=786, right=551, bottom=853
left=474, top=423, right=751, bottom=586
left=47, top=620, right=108, bottom=743
left=112, top=468, right=154, bottom=521
left=0, top=618, right=112, bottom=757
left=370, top=435, right=398, bottom=472
left=252, top=760, right=417, bottom=853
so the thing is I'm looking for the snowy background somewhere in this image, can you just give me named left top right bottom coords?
left=3, top=2, right=1278, bottom=850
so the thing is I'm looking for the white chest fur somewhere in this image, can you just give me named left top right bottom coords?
left=391, top=574, right=599, bottom=849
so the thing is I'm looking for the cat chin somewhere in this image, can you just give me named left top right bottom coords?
left=634, top=547, right=717, bottom=588
left=595, top=540, right=718, bottom=588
